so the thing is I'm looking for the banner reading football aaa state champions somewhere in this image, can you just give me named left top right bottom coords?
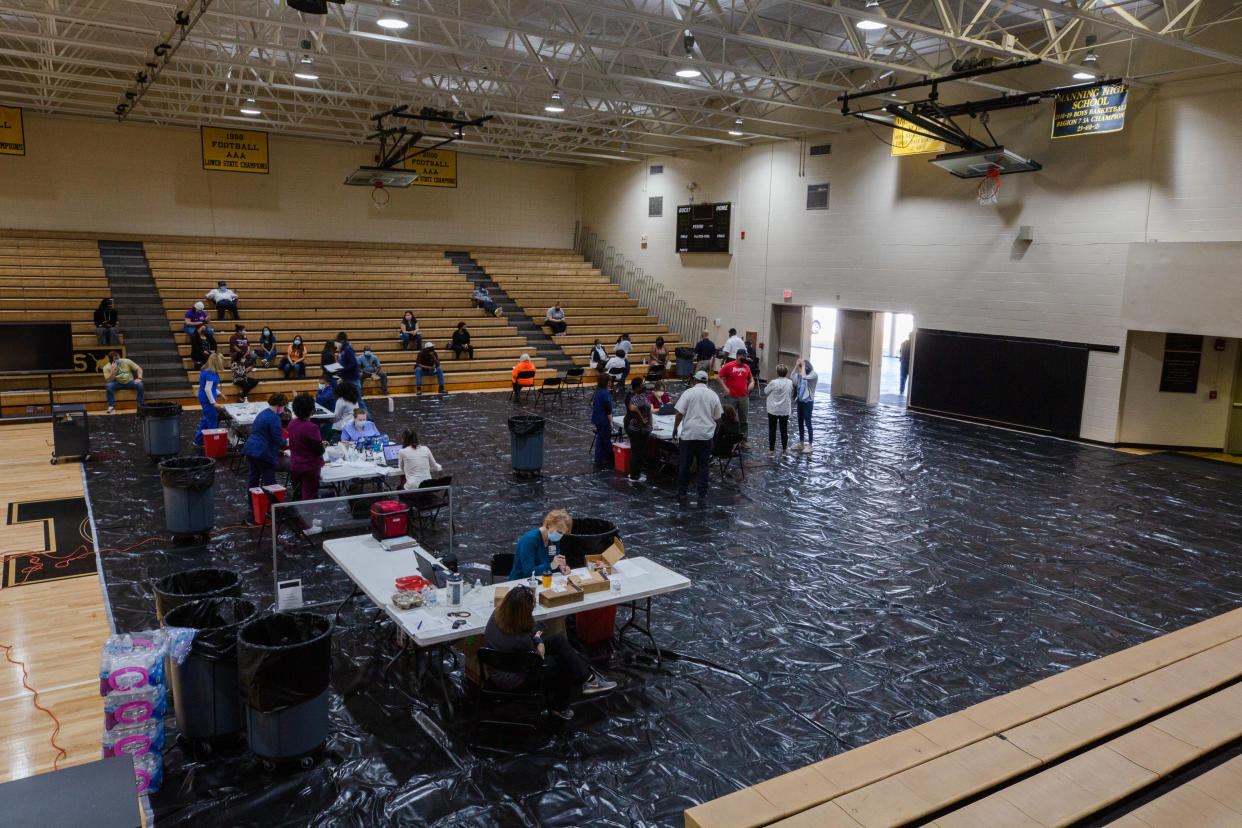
left=1051, top=84, right=1128, bottom=139
left=0, top=105, right=25, bottom=156
left=200, top=126, right=269, bottom=174
left=403, top=148, right=457, bottom=187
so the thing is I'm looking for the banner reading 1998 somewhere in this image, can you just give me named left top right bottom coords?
left=0, top=105, right=25, bottom=156
left=1051, top=84, right=1128, bottom=139
left=201, top=126, right=269, bottom=174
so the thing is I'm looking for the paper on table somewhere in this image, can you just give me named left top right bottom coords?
left=612, top=559, right=647, bottom=577
left=410, top=612, right=450, bottom=631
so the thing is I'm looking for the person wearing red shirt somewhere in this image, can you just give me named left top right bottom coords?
left=717, top=356, right=754, bottom=439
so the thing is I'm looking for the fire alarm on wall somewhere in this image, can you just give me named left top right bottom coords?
left=740, top=231, right=745, bottom=240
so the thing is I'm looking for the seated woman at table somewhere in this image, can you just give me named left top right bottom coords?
left=647, top=380, right=672, bottom=410
left=509, top=509, right=573, bottom=580
left=397, top=428, right=443, bottom=490
left=287, top=393, right=326, bottom=501
left=340, top=407, right=380, bottom=443
left=329, top=381, right=360, bottom=442
left=484, top=585, right=616, bottom=721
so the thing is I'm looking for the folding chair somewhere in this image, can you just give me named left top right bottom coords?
left=534, top=377, right=562, bottom=408
left=473, top=649, right=548, bottom=731
left=562, top=367, right=585, bottom=398
left=606, top=366, right=626, bottom=392
left=513, top=370, right=536, bottom=403
left=490, top=551, right=515, bottom=583
left=402, top=475, right=452, bottom=528
left=711, top=433, right=746, bottom=481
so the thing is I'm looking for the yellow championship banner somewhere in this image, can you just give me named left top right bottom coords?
left=403, top=148, right=457, bottom=187
left=0, top=105, right=25, bottom=156
left=891, top=117, right=945, bottom=157
left=201, top=126, right=269, bottom=174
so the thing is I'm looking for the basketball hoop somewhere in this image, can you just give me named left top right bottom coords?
left=371, top=181, right=390, bottom=209
left=976, top=168, right=1001, bottom=206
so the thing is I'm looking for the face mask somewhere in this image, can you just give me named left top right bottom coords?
left=276, top=407, right=285, bottom=415
left=294, top=339, right=301, bottom=345
left=318, top=383, right=326, bottom=391
left=547, top=530, right=563, bottom=543
left=335, top=342, right=342, bottom=349
left=364, top=349, right=370, bottom=355
left=354, top=419, right=366, bottom=426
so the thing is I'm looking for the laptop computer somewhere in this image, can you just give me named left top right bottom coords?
left=382, top=443, right=401, bottom=467
left=416, top=551, right=448, bottom=588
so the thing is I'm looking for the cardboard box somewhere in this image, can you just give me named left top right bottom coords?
left=585, top=538, right=626, bottom=573
left=538, top=581, right=585, bottom=608
left=494, top=586, right=510, bottom=607
left=569, top=570, right=610, bottom=594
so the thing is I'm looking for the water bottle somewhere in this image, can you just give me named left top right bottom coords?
left=427, top=586, right=439, bottom=607
left=447, top=571, right=462, bottom=607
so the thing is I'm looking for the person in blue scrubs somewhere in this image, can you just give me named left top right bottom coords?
left=509, top=510, right=573, bottom=581
left=590, top=375, right=613, bottom=468
left=194, top=351, right=226, bottom=445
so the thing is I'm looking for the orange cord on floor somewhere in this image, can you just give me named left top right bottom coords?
left=0, top=643, right=67, bottom=771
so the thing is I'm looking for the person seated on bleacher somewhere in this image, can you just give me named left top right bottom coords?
left=647, top=380, right=672, bottom=410
left=280, top=336, right=307, bottom=379
left=340, top=407, right=380, bottom=443
left=484, top=584, right=616, bottom=722
left=511, top=353, right=536, bottom=401
left=257, top=327, right=278, bottom=367
left=545, top=303, right=567, bottom=335
left=194, top=352, right=227, bottom=445
left=414, top=342, right=446, bottom=395
left=694, top=330, right=717, bottom=376
left=647, top=336, right=669, bottom=376
left=615, top=333, right=633, bottom=357
left=287, top=393, right=326, bottom=502
left=228, top=324, right=250, bottom=364
left=205, top=280, right=240, bottom=320
left=189, top=325, right=217, bottom=370
left=398, top=311, right=422, bottom=351
left=329, top=381, right=360, bottom=441
left=94, top=298, right=119, bottom=346
left=103, top=351, right=145, bottom=414
left=472, top=285, right=503, bottom=317
left=184, top=301, right=214, bottom=336
left=588, top=338, right=608, bottom=370
left=241, top=392, right=288, bottom=491
left=357, top=345, right=389, bottom=395
left=451, top=322, right=474, bottom=359
left=396, top=428, right=443, bottom=490
left=231, top=351, right=260, bottom=402
left=604, top=348, right=629, bottom=389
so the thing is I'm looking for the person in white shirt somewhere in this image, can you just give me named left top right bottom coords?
left=722, top=328, right=746, bottom=360
left=615, top=333, right=632, bottom=355
left=545, top=303, right=567, bottom=335
left=330, top=381, right=360, bottom=440
left=340, top=408, right=381, bottom=443
left=673, top=370, right=724, bottom=501
left=603, top=349, right=629, bottom=389
left=205, top=281, right=239, bottom=320
left=588, top=339, right=608, bottom=370
left=762, top=364, right=795, bottom=455
left=396, top=428, right=443, bottom=490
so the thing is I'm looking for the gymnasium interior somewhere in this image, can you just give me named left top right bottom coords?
left=3, top=1, right=1242, bottom=826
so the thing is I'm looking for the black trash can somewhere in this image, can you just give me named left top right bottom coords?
left=164, top=597, right=257, bottom=742
left=558, top=517, right=621, bottom=569
left=675, top=347, right=695, bottom=377
left=508, top=415, right=546, bottom=475
left=159, top=456, right=215, bottom=535
left=140, top=401, right=183, bottom=457
left=237, top=612, right=333, bottom=767
left=152, top=567, right=241, bottom=623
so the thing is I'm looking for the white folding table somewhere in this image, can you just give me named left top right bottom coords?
left=222, top=400, right=332, bottom=426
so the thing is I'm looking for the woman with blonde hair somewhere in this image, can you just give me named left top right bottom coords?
left=509, top=510, right=573, bottom=580
left=194, top=351, right=227, bottom=446
left=484, top=585, right=616, bottom=720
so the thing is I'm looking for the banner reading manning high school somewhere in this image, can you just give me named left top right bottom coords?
left=403, top=148, right=457, bottom=188
left=0, top=105, right=25, bottom=156
left=1051, top=84, right=1128, bottom=139
left=201, top=126, right=269, bottom=174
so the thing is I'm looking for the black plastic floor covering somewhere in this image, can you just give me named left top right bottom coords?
left=83, top=389, right=1242, bottom=826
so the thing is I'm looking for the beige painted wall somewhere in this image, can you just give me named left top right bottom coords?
left=1118, top=331, right=1238, bottom=447
left=0, top=113, right=579, bottom=248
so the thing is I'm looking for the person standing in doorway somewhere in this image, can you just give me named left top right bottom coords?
left=717, top=352, right=754, bottom=440
left=674, top=371, right=723, bottom=503
left=763, top=364, right=794, bottom=455
left=590, top=375, right=614, bottom=468
left=792, top=358, right=818, bottom=454
left=899, top=334, right=912, bottom=396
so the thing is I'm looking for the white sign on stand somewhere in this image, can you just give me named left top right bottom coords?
left=277, top=578, right=304, bottom=610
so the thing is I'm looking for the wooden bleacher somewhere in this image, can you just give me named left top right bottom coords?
left=0, top=232, right=115, bottom=412
left=685, top=607, right=1242, bottom=827
left=470, top=249, right=694, bottom=374
left=145, top=239, right=557, bottom=398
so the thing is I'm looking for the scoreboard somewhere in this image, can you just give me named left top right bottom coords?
left=676, top=202, right=731, bottom=253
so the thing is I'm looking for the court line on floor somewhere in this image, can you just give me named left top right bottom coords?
left=0, top=677, right=96, bottom=705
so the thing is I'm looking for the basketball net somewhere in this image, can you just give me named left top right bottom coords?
left=372, top=182, right=390, bottom=209
left=976, top=168, right=1000, bottom=206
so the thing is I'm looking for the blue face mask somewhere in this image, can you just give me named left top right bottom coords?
left=547, top=530, right=563, bottom=543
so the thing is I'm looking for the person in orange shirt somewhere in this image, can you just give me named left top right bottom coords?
left=511, top=353, right=536, bottom=402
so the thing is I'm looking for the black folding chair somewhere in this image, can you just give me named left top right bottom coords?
left=534, top=377, right=563, bottom=408
left=711, top=432, right=746, bottom=481
left=514, top=370, right=536, bottom=403
left=607, top=366, right=626, bottom=391
left=562, top=367, right=585, bottom=398
left=473, top=649, right=548, bottom=730
left=490, top=551, right=515, bottom=583
left=402, top=475, right=452, bottom=528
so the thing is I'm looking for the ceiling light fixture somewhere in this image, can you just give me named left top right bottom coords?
left=376, top=1, right=408, bottom=30
left=728, top=117, right=744, bottom=136
left=1074, top=35, right=1099, bottom=80
left=856, top=0, right=887, bottom=30
left=239, top=97, right=261, bottom=116
left=294, top=55, right=318, bottom=80
left=675, top=31, right=702, bottom=78
left=544, top=90, right=565, bottom=113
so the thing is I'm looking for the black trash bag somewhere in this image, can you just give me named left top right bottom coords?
left=139, top=401, right=183, bottom=418
left=159, top=456, right=215, bottom=490
left=237, top=612, right=333, bottom=713
left=675, top=347, right=695, bottom=359
left=163, top=597, right=257, bottom=662
left=152, top=568, right=241, bottom=622
left=507, top=415, right=545, bottom=436
left=559, top=517, right=620, bottom=568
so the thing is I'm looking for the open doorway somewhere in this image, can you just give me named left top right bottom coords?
left=880, top=312, right=915, bottom=405
left=810, top=306, right=837, bottom=387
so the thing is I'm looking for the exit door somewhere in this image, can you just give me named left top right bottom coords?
left=831, top=309, right=884, bottom=403
left=769, top=305, right=808, bottom=378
